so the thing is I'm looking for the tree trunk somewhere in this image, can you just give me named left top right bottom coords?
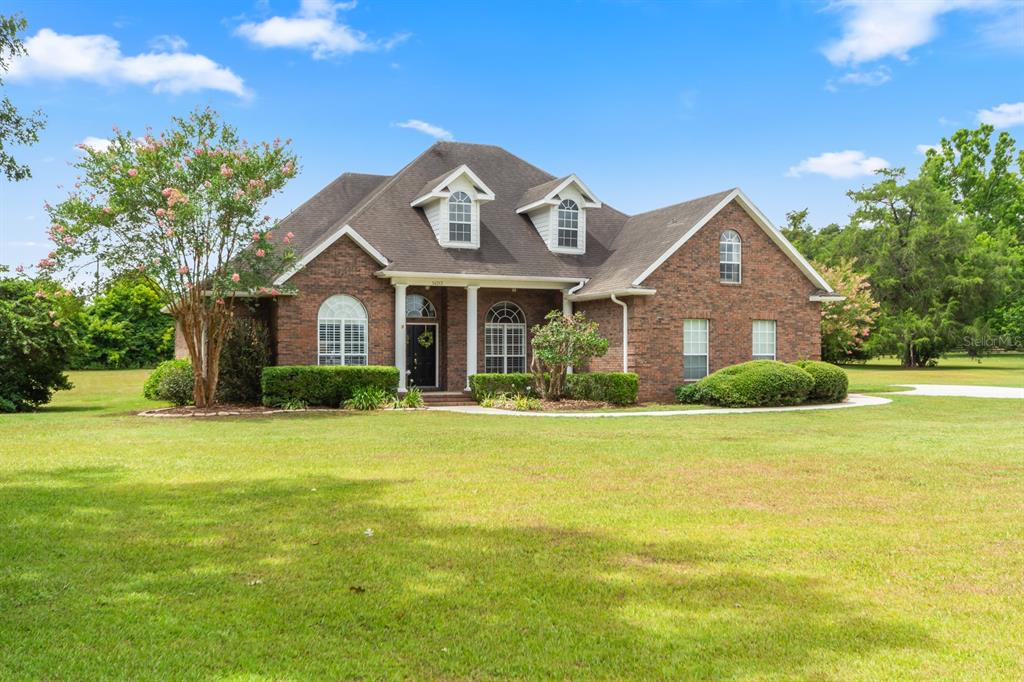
left=175, top=300, right=232, bottom=408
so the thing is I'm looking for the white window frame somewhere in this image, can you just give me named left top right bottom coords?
left=556, top=199, right=580, bottom=249
left=719, top=230, right=742, bottom=283
left=405, top=294, right=436, bottom=319
left=317, top=294, right=368, bottom=366
left=752, top=319, right=776, bottom=360
left=683, top=319, right=709, bottom=382
left=448, top=191, right=473, bottom=244
left=484, top=302, right=527, bottom=374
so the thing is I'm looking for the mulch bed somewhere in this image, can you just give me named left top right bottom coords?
left=536, top=399, right=609, bottom=411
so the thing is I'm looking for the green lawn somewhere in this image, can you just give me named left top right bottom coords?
left=1, top=369, right=1022, bottom=679
left=843, top=352, right=1024, bottom=393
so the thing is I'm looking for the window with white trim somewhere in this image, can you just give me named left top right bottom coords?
left=405, top=294, right=436, bottom=319
left=318, top=295, right=368, bottom=365
left=683, top=319, right=709, bottom=381
left=557, top=199, right=580, bottom=248
left=720, top=230, right=741, bottom=283
left=484, top=302, right=526, bottom=373
left=752, top=320, right=776, bottom=360
left=448, top=191, right=472, bottom=243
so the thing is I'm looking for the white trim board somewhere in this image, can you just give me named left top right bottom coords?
left=274, top=225, right=388, bottom=286
left=379, top=270, right=583, bottom=290
left=410, top=164, right=496, bottom=207
left=630, top=188, right=835, bottom=293
left=515, top=174, right=603, bottom=214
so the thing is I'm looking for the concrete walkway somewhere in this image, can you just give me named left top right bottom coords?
left=427, top=393, right=891, bottom=418
left=892, top=384, right=1024, bottom=399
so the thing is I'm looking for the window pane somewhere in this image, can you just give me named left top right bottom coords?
left=683, top=319, right=709, bottom=380
left=719, top=230, right=741, bottom=282
left=752, top=320, right=775, bottom=359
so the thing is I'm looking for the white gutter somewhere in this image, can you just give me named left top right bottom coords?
left=610, top=294, right=629, bottom=373
left=568, top=287, right=655, bottom=302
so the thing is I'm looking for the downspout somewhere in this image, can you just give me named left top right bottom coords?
left=563, top=279, right=586, bottom=374
left=610, top=294, right=628, bottom=373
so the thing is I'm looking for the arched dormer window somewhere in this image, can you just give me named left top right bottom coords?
left=719, top=230, right=741, bottom=283
left=448, top=191, right=472, bottom=243
left=484, top=302, right=526, bottom=373
left=318, top=295, right=368, bottom=365
left=557, top=199, right=580, bottom=248
left=405, top=294, right=436, bottom=319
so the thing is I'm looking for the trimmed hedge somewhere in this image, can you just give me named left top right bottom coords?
left=143, top=358, right=193, bottom=406
left=792, top=360, right=849, bottom=403
left=675, top=360, right=813, bottom=408
left=565, top=372, right=639, bottom=405
left=261, top=365, right=399, bottom=408
left=468, top=373, right=534, bottom=401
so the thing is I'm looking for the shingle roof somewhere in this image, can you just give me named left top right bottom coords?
left=279, top=143, right=817, bottom=297
left=574, top=189, right=735, bottom=296
left=277, top=172, right=388, bottom=257
left=516, top=176, right=569, bottom=210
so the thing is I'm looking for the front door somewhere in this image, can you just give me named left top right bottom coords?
left=406, top=323, right=438, bottom=388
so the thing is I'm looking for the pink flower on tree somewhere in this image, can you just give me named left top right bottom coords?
left=156, top=208, right=166, bottom=217
left=231, top=273, right=240, bottom=282
left=283, top=231, right=294, bottom=244
left=127, top=168, right=138, bottom=177
left=15, top=265, right=24, bottom=273
left=219, top=164, right=233, bottom=178
left=35, top=290, right=47, bottom=298
left=255, top=249, right=266, bottom=257
left=103, top=206, right=111, bottom=214
left=178, top=265, right=189, bottom=275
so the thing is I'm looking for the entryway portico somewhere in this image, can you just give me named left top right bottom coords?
left=383, top=271, right=581, bottom=392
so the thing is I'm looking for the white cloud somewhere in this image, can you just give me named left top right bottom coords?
left=978, top=102, right=1024, bottom=128
left=839, top=66, right=892, bottom=86
left=787, top=150, right=889, bottom=179
left=8, top=28, right=248, bottom=97
left=823, top=0, right=1006, bottom=66
left=77, top=136, right=112, bottom=152
left=916, top=144, right=940, bottom=155
left=149, top=34, right=188, bottom=52
left=235, top=0, right=407, bottom=59
left=395, top=119, right=453, bottom=141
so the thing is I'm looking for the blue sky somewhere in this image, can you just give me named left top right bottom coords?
left=1, top=0, right=1022, bottom=269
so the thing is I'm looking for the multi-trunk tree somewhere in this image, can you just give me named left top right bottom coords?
left=44, top=108, right=298, bottom=406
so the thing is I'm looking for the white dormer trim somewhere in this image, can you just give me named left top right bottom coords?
left=515, top=174, right=602, bottom=214
left=410, top=164, right=496, bottom=208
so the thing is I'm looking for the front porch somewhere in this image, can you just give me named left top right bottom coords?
left=387, top=273, right=578, bottom=393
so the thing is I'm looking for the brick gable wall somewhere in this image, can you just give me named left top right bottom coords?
left=619, top=199, right=821, bottom=402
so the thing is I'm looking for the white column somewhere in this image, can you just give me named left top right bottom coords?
left=394, top=283, right=407, bottom=392
left=465, top=285, right=479, bottom=391
left=563, top=290, right=574, bottom=373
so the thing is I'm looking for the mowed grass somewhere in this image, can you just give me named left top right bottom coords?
left=843, top=352, right=1024, bottom=393
left=1, top=369, right=1022, bottom=679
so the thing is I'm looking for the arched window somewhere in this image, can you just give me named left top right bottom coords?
left=557, top=199, right=580, bottom=248
left=405, top=294, right=436, bottom=319
left=318, top=295, right=368, bottom=366
left=448, top=191, right=472, bottom=243
left=484, top=302, right=526, bottom=373
left=719, top=230, right=741, bottom=283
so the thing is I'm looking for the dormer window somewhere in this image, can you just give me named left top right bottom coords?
left=410, top=164, right=496, bottom=250
left=557, top=200, right=580, bottom=248
left=517, top=174, right=601, bottom=256
left=448, top=191, right=473, bottom=243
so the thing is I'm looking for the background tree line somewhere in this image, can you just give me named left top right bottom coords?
left=783, top=124, right=1023, bottom=367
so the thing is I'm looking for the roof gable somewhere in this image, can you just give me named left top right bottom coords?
left=515, top=174, right=602, bottom=214
left=410, top=164, right=496, bottom=207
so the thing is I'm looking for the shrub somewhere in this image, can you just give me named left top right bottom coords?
left=215, top=318, right=270, bottom=404
left=143, top=358, right=194, bottom=406
left=0, top=276, right=75, bottom=412
left=261, top=365, right=399, bottom=408
left=530, top=311, right=609, bottom=399
left=469, top=373, right=534, bottom=401
left=345, top=386, right=391, bottom=410
left=565, top=372, right=639, bottom=405
left=675, top=360, right=813, bottom=408
left=400, top=386, right=424, bottom=408
left=792, top=360, right=848, bottom=403
left=480, top=394, right=541, bottom=411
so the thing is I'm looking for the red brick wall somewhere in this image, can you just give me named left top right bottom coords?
left=445, top=287, right=467, bottom=390
left=575, top=298, right=625, bottom=373
left=624, top=199, right=821, bottom=402
left=272, top=235, right=395, bottom=366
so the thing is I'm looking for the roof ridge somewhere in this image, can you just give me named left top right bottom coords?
left=627, top=187, right=737, bottom=221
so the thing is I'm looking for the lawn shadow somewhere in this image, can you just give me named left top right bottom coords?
left=0, top=468, right=932, bottom=679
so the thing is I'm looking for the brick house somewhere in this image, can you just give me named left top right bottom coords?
left=182, top=142, right=840, bottom=402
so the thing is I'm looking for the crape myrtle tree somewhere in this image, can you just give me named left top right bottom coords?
left=44, top=108, right=298, bottom=407
left=813, top=259, right=880, bottom=363
left=530, top=311, right=609, bottom=399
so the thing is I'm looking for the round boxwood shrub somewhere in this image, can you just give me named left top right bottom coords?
left=792, top=360, right=848, bottom=403
left=143, top=359, right=194, bottom=406
left=675, top=360, right=813, bottom=408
